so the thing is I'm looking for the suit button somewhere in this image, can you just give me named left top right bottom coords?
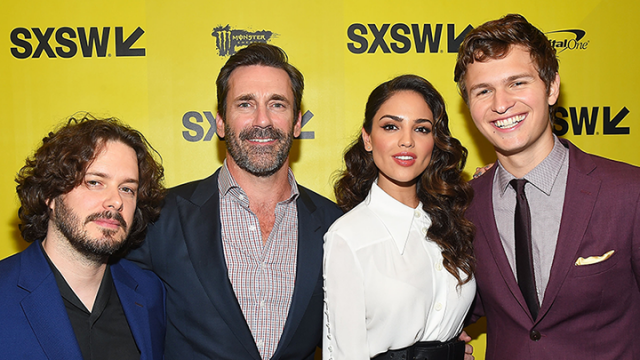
left=530, top=330, right=541, bottom=341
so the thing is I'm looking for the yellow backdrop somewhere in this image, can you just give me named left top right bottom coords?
left=2, top=1, right=638, bottom=358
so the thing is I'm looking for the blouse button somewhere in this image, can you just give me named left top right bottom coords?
left=414, top=211, right=421, bottom=218
left=435, top=302, right=443, bottom=311
left=421, top=228, right=428, bottom=235
left=436, top=262, right=443, bottom=271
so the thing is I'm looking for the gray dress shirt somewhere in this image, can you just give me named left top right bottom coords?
left=492, top=135, right=569, bottom=303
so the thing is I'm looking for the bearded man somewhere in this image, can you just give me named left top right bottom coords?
left=127, top=43, right=342, bottom=360
left=0, top=116, right=166, bottom=360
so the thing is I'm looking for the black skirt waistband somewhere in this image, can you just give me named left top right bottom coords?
left=371, top=336, right=465, bottom=360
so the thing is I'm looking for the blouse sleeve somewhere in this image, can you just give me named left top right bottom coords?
left=323, top=230, right=370, bottom=360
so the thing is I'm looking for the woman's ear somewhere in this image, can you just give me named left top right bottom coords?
left=362, top=128, right=372, bottom=152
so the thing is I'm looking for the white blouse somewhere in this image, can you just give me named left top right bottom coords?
left=322, top=182, right=476, bottom=360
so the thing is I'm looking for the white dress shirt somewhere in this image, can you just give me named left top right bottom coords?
left=322, top=182, right=476, bottom=360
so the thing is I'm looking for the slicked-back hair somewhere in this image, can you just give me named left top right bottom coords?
left=454, top=14, right=559, bottom=104
left=216, top=43, right=304, bottom=121
left=334, top=75, right=475, bottom=286
left=15, top=114, right=165, bottom=255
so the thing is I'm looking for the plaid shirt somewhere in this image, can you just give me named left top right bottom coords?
left=218, top=163, right=299, bottom=359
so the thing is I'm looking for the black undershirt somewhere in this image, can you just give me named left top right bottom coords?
left=41, top=243, right=140, bottom=360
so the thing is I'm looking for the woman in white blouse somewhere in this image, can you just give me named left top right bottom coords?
left=323, top=75, right=476, bottom=360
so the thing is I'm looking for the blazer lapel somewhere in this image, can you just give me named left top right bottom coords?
left=271, top=187, right=322, bottom=359
left=474, top=168, right=532, bottom=316
left=538, top=141, right=600, bottom=319
left=177, top=171, right=260, bottom=359
left=111, top=263, right=154, bottom=360
left=19, top=243, right=84, bottom=360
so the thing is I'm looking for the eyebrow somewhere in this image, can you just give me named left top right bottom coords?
left=379, top=114, right=433, bottom=124
left=468, top=72, right=536, bottom=93
left=85, top=171, right=139, bottom=185
left=235, top=94, right=256, bottom=102
left=270, top=94, right=291, bottom=104
left=234, top=93, right=291, bottom=104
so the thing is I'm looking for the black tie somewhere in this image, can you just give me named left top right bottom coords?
left=510, top=179, right=539, bottom=320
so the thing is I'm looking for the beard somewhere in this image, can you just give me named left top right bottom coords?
left=52, top=197, right=129, bottom=262
left=224, top=124, right=294, bottom=177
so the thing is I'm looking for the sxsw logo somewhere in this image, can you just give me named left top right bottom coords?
left=554, top=106, right=629, bottom=136
left=182, top=110, right=316, bottom=142
left=10, top=27, right=145, bottom=59
left=546, top=29, right=589, bottom=53
left=346, top=23, right=473, bottom=54
left=211, top=25, right=277, bottom=57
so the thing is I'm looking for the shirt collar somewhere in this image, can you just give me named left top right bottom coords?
left=218, top=160, right=300, bottom=204
left=40, top=240, right=112, bottom=314
left=365, top=181, right=430, bottom=254
left=496, top=135, right=568, bottom=196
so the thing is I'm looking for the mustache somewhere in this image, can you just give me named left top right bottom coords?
left=239, top=126, right=285, bottom=141
left=84, top=211, right=127, bottom=231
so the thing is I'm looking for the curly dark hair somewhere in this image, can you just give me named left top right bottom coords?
left=454, top=14, right=559, bottom=105
left=334, top=75, right=475, bottom=285
left=15, top=114, right=165, bottom=255
left=216, top=43, right=304, bottom=122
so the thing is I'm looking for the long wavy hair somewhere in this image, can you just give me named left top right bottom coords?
left=334, top=75, right=475, bottom=285
left=15, top=114, right=165, bottom=256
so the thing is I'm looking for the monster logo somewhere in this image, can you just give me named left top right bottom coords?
left=211, top=25, right=277, bottom=56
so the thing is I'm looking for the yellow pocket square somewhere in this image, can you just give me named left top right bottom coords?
left=575, top=250, right=615, bottom=266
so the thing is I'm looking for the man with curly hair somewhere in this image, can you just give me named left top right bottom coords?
left=0, top=116, right=167, bottom=360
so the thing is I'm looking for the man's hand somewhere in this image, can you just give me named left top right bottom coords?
left=472, top=163, right=494, bottom=179
left=459, top=331, right=474, bottom=360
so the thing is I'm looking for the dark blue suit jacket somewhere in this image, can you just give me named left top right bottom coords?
left=0, top=241, right=166, bottom=360
left=127, top=169, right=343, bottom=360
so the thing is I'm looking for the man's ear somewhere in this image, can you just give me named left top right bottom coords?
left=548, top=72, right=560, bottom=106
left=46, top=198, right=55, bottom=211
left=216, top=113, right=225, bottom=139
left=293, top=111, right=302, bottom=138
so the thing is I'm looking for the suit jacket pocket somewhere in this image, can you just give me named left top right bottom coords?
left=571, top=250, right=618, bottom=277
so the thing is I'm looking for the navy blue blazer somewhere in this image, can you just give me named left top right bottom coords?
left=127, top=169, right=343, bottom=360
left=0, top=241, right=166, bottom=360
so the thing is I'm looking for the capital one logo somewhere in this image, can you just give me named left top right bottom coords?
left=546, top=29, right=589, bottom=53
left=10, top=26, right=145, bottom=59
left=211, top=25, right=277, bottom=57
